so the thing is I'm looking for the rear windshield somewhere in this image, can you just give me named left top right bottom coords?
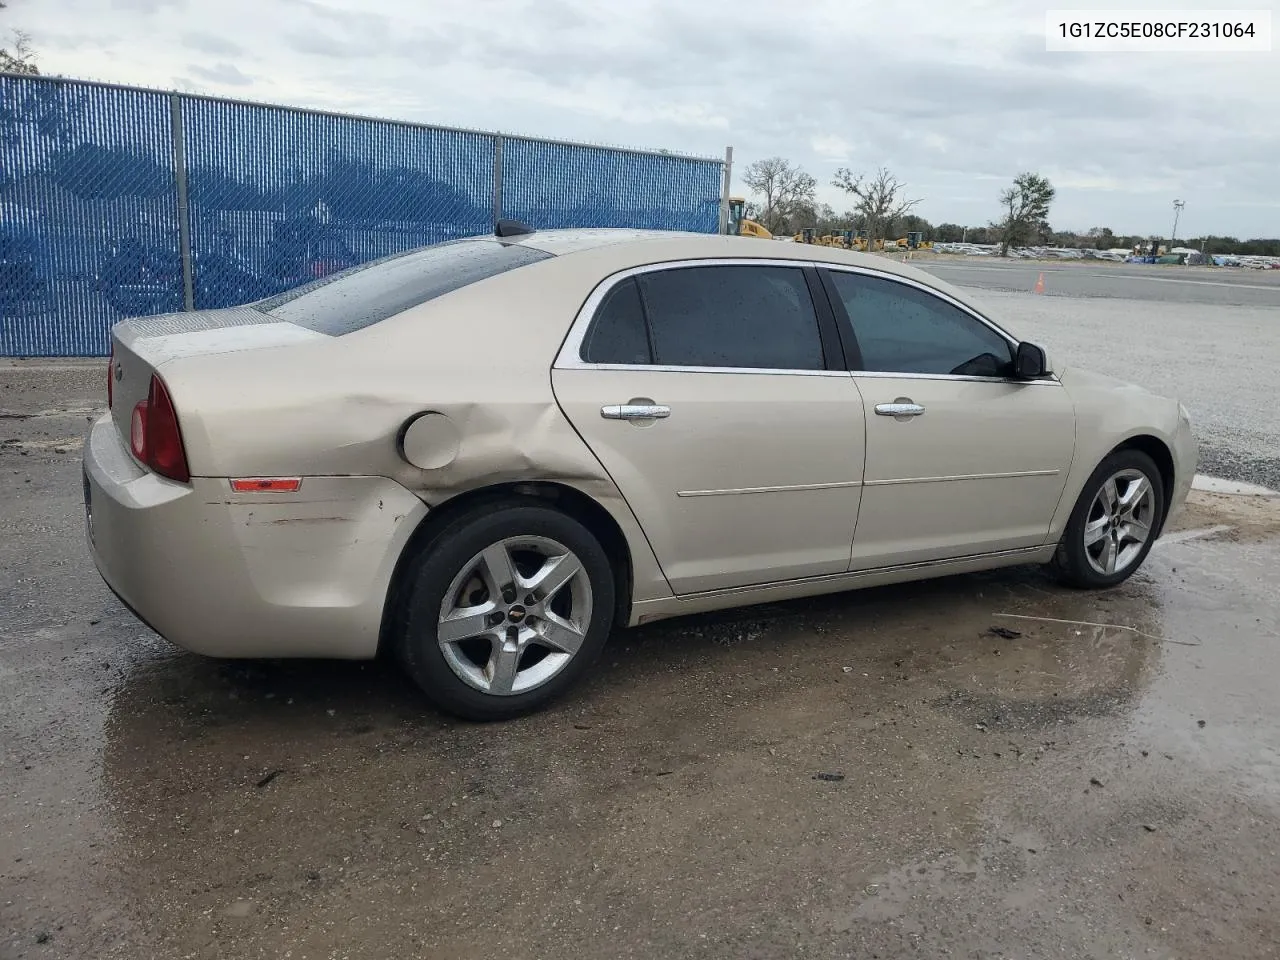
left=255, top=238, right=553, bottom=335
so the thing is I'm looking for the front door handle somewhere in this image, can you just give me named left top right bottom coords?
left=601, top=402, right=671, bottom=421
left=874, top=400, right=926, bottom=419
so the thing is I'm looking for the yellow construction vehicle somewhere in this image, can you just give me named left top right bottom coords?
left=794, top=228, right=885, bottom=251
left=892, top=231, right=933, bottom=251
left=849, top=231, right=885, bottom=252
left=726, top=197, right=772, bottom=239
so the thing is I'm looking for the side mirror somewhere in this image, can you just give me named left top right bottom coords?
left=1014, top=341, right=1050, bottom=379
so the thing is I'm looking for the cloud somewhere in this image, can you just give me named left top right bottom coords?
left=182, top=32, right=243, bottom=57
left=811, top=135, right=853, bottom=163
left=11, top=0, right=1280, bottom=236
left=110, top=0, right=188, bottom=11
left=186, top=62, right=253, bottom=87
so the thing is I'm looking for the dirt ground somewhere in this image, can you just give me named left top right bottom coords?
left=4, top=360, right=1280, bottom=960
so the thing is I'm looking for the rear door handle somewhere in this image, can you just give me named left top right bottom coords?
left=874, top=401, right=926, bottom=418
left=601, top=403, right=671, bottom=421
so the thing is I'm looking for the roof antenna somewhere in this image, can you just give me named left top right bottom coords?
left=495, top=219, right=535, bottom=238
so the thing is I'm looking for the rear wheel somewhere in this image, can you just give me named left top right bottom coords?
left=1051, top=449, right=1164, bottom=589
left=395, top=503, right=615, bottom=721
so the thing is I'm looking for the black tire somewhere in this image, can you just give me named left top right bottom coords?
left=1051, top=449, right=1165, bottom=589
left=394, top=502, right=616, bottom=721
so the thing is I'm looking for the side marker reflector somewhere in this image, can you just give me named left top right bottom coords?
left=230, top=478, right=302, bottom=492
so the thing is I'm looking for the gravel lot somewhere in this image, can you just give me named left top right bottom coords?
left=4, top=279, right=1280, bottom=959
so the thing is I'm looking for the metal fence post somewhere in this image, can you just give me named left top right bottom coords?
left=169, top=93, right=196, bottom=312
left=492, top=135, right=504, bottom=226
left=718, top=145, right=733, bottom=235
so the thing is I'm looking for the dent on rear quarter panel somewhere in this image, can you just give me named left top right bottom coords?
left=209, top=477, right=426, bottom=610
left=163, top=249, right=675, bottom=606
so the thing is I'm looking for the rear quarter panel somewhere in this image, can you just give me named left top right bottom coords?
left=153, top=253, right=675, bottom=604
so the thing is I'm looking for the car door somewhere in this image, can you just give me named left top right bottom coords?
left=552, top=260, right=866, bottom=596
left=820, top=267, right=1076, bottom=571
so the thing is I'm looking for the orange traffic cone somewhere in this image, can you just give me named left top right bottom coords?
left=1034, top=272, right=1045, bottom=294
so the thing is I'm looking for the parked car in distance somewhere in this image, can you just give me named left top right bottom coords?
left=84, top=227, right=1198, bottom=720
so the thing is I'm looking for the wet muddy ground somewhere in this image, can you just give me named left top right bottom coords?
left=4, top=358, right=1280, bottom=959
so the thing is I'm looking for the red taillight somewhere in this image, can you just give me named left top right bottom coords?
left=129, top=374, right=190, bottom=483
left=107, top=346, right=114, bottom=408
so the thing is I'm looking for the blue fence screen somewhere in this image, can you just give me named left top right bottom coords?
left=0, top=74, right=725, bottom=356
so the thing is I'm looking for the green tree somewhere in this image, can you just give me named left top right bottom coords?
left=899, top=213, right=933, bottom=240
left=1089, top=226, right=1117, bottom=250
left=995, top=172, right=1055, bottom=256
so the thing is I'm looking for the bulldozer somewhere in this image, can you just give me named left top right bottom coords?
left=726, top=197, right=772, bottom=239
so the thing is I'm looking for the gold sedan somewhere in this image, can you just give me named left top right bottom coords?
left=84, top=227, right=1197, bottom=719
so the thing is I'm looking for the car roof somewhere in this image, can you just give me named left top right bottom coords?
left=505, top=228, right=1007, bottom=326
left=508, top=228, right=707, bottom=255
left=509, top=228, right=925, bottom=277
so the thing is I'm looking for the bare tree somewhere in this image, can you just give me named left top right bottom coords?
left=1, top=1, right=39, bottom=75
left=741, top=156, right=817, bottom=235
left=996, top=172, right=1055, bottom=256
left=831, top=167, right=921, bottom=251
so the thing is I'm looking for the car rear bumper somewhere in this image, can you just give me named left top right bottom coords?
left=82, top=413, right=428, bottom=659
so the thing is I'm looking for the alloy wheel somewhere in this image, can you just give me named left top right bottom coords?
left=1083, top=468, right=1157, bottom=576
left=436, top=535, right=593, bottom=696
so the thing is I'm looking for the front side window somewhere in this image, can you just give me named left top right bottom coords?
left=828, top=271, right=1014, bottom=377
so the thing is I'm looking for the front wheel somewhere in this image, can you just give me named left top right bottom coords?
left=394, top=503, right=616, bottom=721
left=1051, top=449, right=1165, bottom=589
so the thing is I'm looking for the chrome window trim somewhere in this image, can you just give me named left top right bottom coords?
left=554, top=257, right=841, bottom=376
left=553, top=256, right=1061, bottom=386
left=854, top=370, right=1059, bottom=385
left=820, top=263, right=1063, bottom=387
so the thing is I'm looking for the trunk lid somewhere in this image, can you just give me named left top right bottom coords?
left=108, top=306, right=328, bottom=449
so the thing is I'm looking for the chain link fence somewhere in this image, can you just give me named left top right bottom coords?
left=0, top=74, right=726, bottom=357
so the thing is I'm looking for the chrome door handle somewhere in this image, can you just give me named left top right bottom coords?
left=874, top=401, right=926, bottom=418
left=601, top=403, right=671, bottom=421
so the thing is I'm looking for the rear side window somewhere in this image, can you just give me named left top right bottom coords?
left=638, top=265, right=824, bottom=370
left=257, top=239, right=553, bottom=336
left=581, top=278, right=651, bottom=364
left=578, top=264, right=826, bottom=371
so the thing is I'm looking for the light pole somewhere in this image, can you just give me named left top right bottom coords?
left=1171, top=199, right=1185, bottom=246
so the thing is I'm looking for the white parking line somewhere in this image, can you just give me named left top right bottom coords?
left=1085, top=274, right=1280, bottom=291
left=924, top=264, right=1029, bottom=273
left=1193, top=474, right=1280, bottom=497
left=923, top=263, right=1279, bottom=291
left=1153, top=525, right=1234, bottom=547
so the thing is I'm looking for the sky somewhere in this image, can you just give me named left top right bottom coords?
left=5, top=0, right=1278, bottom=238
